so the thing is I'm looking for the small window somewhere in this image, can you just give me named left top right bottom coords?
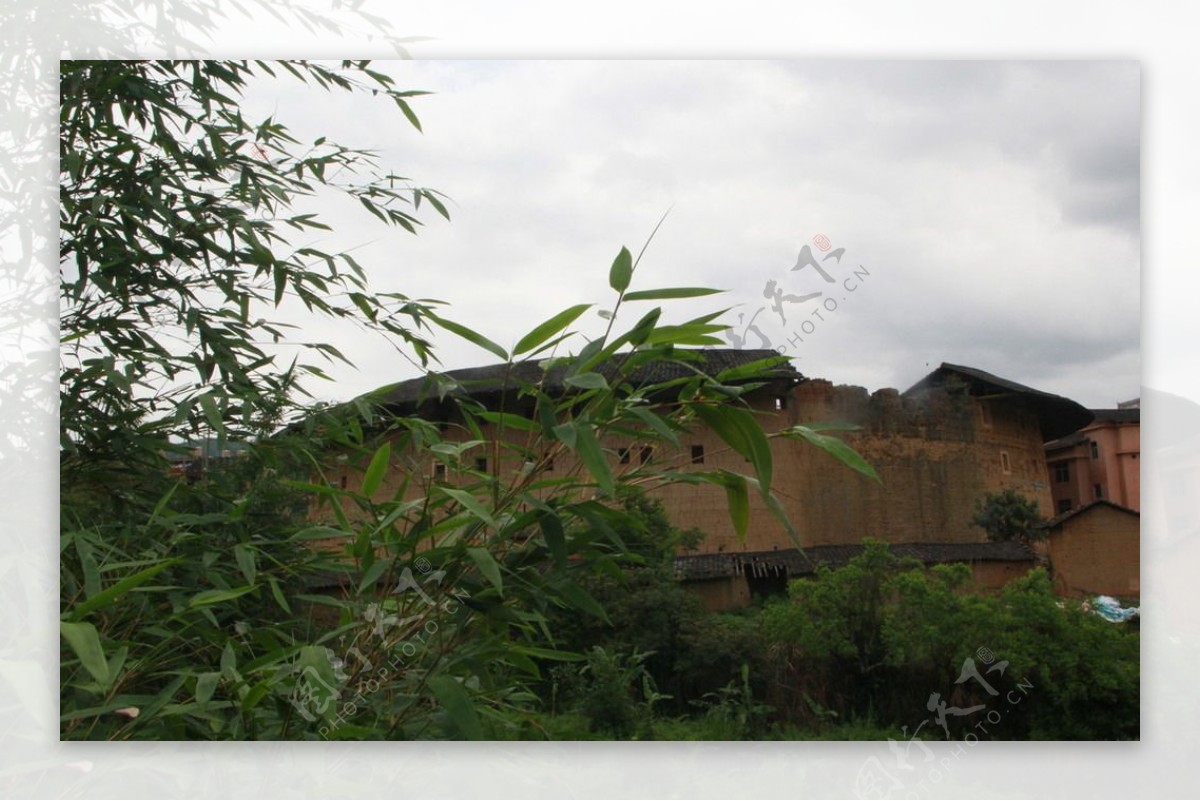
left=640, top=446, right=653, bottom=465
left=618, top=447, right=631, bottom=465
left=1093, top=483, right=1104, bottom=499
left=1090, top=441, right=1100, bottom=460
left=691, top=444, right=705, bottom=465
left=1000, top=451, right=1011, bottom=474
left=1053, top=462, right=1070, bottom=483
left=774, top=395, right=787, bottom=411
left=475, top=456, right=488, bottom=473
left=340, top=474, right=348, bottom=490
left=980, top=402, right=993, bottom=428
left=433, top=462, right=446, bottom=480
left=1057, top=499, right=1072, bottom=514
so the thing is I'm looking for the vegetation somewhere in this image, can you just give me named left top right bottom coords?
left=762, top=542, right=1138, bottom=740
left=972, top=488, right=1049, bottom=544
left=58, top=60, right=867, bottom=740
left=538, top=541, right=1138, bottom=741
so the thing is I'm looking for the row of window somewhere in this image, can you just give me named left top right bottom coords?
left=401, top=444, right=711, bottom=481
left=391, top=444, right=1090, bottom=483
left=357, top=443, right=1112, bottom=501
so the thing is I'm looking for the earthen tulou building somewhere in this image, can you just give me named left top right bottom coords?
left=318, top=349, right=1139, bottom=609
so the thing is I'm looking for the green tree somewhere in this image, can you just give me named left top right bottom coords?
left=971, top=488, right=1048, bottom=544
left=541, top=494, right=706, bottom=714
left=761, top=542, right=1138, bottom=739
left=59, top=60, right=447, bottom=472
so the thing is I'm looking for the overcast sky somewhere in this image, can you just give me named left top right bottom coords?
left=242, top=60, right=1139, bottom=410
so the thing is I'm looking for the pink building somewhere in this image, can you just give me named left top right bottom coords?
left=1045, top=402, right=1140, bottom=515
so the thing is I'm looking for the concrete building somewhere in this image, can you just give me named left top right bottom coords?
left=1045, top=405, right=1141, bottom=514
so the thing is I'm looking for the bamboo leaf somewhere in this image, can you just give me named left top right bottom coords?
left=221, top=642, right=237, bottom=679
left=475, top=410, right=540, bottom=433
left=357, top=556, right=392, bottom=594
left=69, top=559, right=177, bottom=620
left=361, top=441, right=391, bottom=498
left=623, top=307, right=661, bottom=347
left=622, top=287, right=723, bottom=302
left=427, top=313, right=508, bottom=361
left=293, top=646, right=341, bottom=720
left=608, top=246, right=633, bottom=293
left=429, top=675, right=484, bottom=739
left=233, top=543, right=256, bottom=585
left=573, top=422, right=614, bottom=496
left=467, top=547, right=503, bottom=595
left=799, top=421, right=865, bottom=433
left=513, top=304, right=590, bottom=356
left=199, top=393, right=224, bottom=435
left=440, top=486, right=497, bottom=529
left=723, top=472, right=750, bottom=541
left=643, top=323, right=727, bottom=347
left=564, top=372, right=608, bottom=391
left=60, top=621, right=111, bottom=690
left=786, top=425, right=882, bottom=483
left=267, top=576, right=292, bottom=613
left=551, top=422, right=577, bottom=450
left=74, top=538, right=101, bottom=599
left=555, top=581, right=609, bottom=622
left=539, top=513, right=568, bottom=570
left=509, top=645, right=586, bottom=662
left=626, top=406, right=681, bottom=448
left=189, top=586, right=256, bottom=607
left=394, top=97, right=423, bottom=133
left=715, top=354, right=793, bottom=383
left=195, top=672, right=220, bottom=705
left=692, top=404, right=773, bottom=495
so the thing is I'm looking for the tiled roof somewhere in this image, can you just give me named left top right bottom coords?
left=304, top=540, right=1037, bottom=589
left=1045, top=431, right=1087, bottom=452
left=1087, top=408, right=1140, bottom=425
left=1038, top=499, right=1140, bottom=530
left=1046, top=408, right=1140, bottom=451
left=674, top=540, right=1036, bottom=581
left=364, top=348, right=801, bottom=410
left=904, top=362, right=1093, bottom=441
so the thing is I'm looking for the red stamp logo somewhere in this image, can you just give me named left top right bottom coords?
left=812, top=233, right=832, bottom=252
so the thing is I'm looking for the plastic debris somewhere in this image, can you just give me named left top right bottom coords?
left=1089, top=595, right=1139, bottom=623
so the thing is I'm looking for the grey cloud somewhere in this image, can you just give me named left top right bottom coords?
left=234, top=60, right=1139, bottom=410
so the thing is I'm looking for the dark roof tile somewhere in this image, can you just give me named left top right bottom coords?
left=1038, top=499, right=1140, bottom=529
left=365, top=348, right=801, bottom=410
left=904, top=362, right=1093, bottom=441
left=674, top=540, right=1036, bottom=580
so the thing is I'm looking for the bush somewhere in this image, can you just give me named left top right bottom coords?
left=547, top=646, right=664, bottom=739
left=760, top=541, right=1139, bottom=739
left=972, top=488, right=1048, bottom=543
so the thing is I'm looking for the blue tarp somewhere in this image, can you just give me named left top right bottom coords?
left=1089, top=595, right=1139, bottom=623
